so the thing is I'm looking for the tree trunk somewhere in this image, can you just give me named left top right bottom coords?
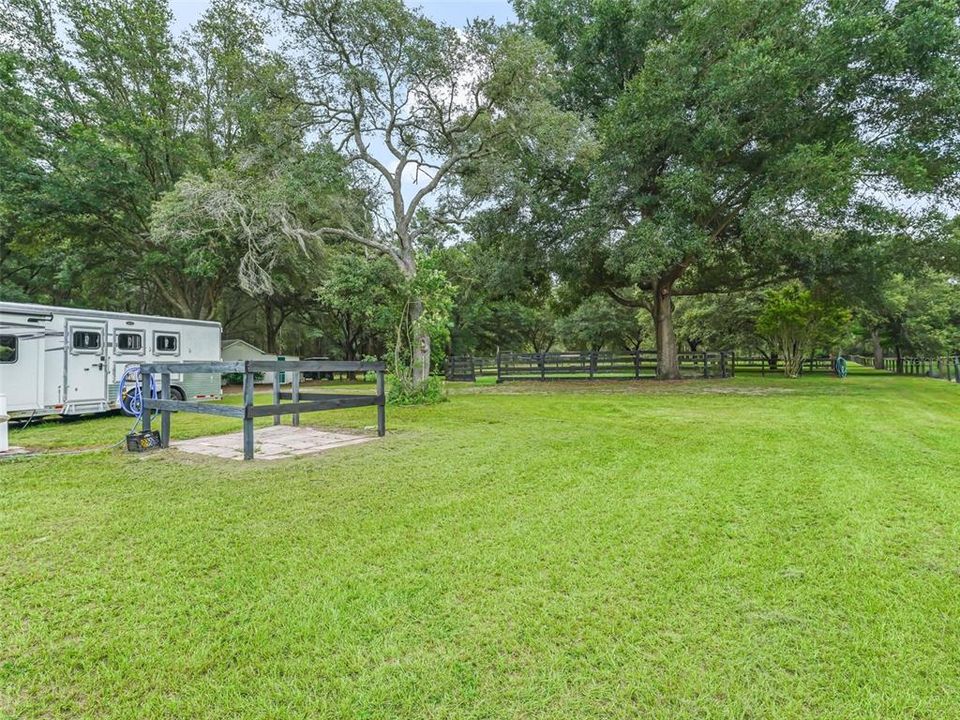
left=871, top=328, right=884, bottom=369
left=340, top=315, right=359, bottom=380
left=263, top=303, right=280, bottom=354
left=895, top=344, right=903, bottom=374
left=409, top=297, right=431, bottom=386
left=653, top=277, right=681, bottom=380
left=783, top=350, right=804, bottom=378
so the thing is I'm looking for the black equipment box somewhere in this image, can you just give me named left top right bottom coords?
left=126, top=430, right=161, bottom=453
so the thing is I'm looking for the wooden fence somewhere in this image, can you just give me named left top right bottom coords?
left=444, top=351, right=856, bottom=381
left=444, top=355, right=498, bottom=381
left=729, top=355, right=836, bottom=375
left=141, top=359, right=386, bottom=460
left=878, top=355, right=960, bottom=382
left=492, top=350, right=731, bottom=381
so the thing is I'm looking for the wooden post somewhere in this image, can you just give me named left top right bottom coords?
left=160, top=372, right=171, bottom=448
left=376, top=370, right=385, bottom=437
left=703, top=351, right=709, bottom=378
left=242, top=367, right=255, bottom=461
left=272, top=369, right=281, bottom=426
left=141, top=369, right=152, bottom=433
left=539, top=353, right=545, bottom=381
left=634, top=350, right=640, bottom=379
left=589, top=351, right=596, bottom=379
left=291, top=368, right=301, bottom=426
left=496, top=350, right=502, bottom=384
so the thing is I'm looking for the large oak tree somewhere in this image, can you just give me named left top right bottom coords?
left=517, top=0, right=960, bottom=378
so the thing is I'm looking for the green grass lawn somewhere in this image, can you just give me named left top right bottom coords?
left=3, top=372, right=960, bottom=718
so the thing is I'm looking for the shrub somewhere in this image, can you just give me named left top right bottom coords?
left=387, top=373, right=446, bottom=406
left=757, top=283, right=851, bottom=378
left=362, top=355, right=379, bottom=383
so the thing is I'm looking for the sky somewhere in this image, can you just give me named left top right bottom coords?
left=168, top=0, right=517, bottom=34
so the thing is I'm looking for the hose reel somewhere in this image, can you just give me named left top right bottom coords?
left=117, top=365, right=157, bottom=418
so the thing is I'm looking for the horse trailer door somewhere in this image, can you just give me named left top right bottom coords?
left=65, top=321, right=108, bottom=402
left=0, top=331, right=42, bottom=412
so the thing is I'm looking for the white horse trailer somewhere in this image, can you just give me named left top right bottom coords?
left=0, top=302, right=222, bottom=419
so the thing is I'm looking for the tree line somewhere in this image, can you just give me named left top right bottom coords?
left=2, top=0, right=959, bottom=385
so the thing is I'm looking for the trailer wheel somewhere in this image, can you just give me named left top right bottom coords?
left=119, top=385, right=138, bottom=417
left=169, top=386, right=186, bottom=402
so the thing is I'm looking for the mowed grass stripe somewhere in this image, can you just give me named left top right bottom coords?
left=2, top=373, right=960, bottom=717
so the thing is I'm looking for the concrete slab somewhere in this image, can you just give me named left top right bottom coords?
left=171, top=425, right=374, bottom=461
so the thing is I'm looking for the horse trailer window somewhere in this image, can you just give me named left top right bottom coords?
left=117, top=332, right=143, bottom=352
left=155, top=334, right=178, bottom=353
left=0, top=335, right=16, bottom=363
left=72, top=330, right=101, bottom=350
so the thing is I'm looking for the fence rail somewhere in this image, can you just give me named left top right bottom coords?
left=730, top=355, right=837, bottom=375
left=444, top=356, right=497, bottom=381
left=445, top=352, right=856, bottom=381
left=480, top=350, right=732, bottom=382
left=878, top=355, right=960, bottom=382
left=142, top=359, right=386, bottom=460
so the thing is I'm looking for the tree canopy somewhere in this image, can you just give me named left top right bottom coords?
left=2, top=0, right=959, bottom=380
left=513, top=0, right=960, bottom=377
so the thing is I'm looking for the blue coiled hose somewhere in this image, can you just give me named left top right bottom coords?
left=117, top=365, right=157, bottom=418
left=835, top=356, right=848, bottom=379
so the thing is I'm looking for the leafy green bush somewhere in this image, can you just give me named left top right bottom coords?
left=362, top=355, right=380, bottom=383
left=387, top=374, right=446, bottom=406
left=757, top=283, right=851, bottom=378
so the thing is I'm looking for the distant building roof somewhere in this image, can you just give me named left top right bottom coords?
left=222, top=338, right=266, bottom=354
